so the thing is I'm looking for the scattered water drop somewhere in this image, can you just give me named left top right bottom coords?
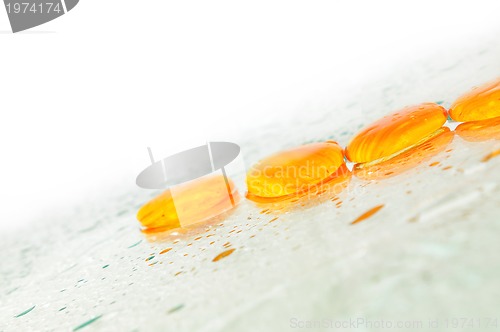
left=351, top=205, right=385, bottom=225
left=212, top=249, right=236, bottom=262
left=14, top=305, right=35, bottom=318
left=73, top=315, right=103, bottom=331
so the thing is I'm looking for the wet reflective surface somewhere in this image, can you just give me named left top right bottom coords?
left=1, top=40, right=500, bottom=331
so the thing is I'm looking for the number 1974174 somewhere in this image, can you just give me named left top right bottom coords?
left=6, top=2, right=62, bottom=14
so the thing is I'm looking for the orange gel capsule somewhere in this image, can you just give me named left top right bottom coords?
left=345, top=103, right=448, bottom=164
left=246, top=141, right=345, bottom=201
left=449, top=78, right=500, bottom=122
left=137, top=174, right=238, bottom=232
left=455, top=116, right=500, bottom=142
left=353, top=127, right=454, bottom=180
left=250, top=164, right=351, bottom=213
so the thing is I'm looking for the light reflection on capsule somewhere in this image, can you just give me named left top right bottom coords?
left=346, top=103, right=448, bottom=165
left=353, top=128, right=454, bottom=180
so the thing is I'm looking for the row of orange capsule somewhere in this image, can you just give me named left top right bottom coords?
left=137, top=78, right=500, bottom=232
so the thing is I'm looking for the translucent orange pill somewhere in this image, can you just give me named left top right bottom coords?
left=246, top=141, right=346, bottom=202
left=449, top=78, right=500, bottom=122
left=137, top=174, right=238, bottom=232
left=353, top=127, right=454, bottom=180
left=249, top=164, right=351, bottom=214
left=455, top=116, right=500, bottom=142
left=345, top=103, right=448, bottom=164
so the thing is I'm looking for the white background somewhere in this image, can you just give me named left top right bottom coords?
left=1, top=0, right=499, bottom=231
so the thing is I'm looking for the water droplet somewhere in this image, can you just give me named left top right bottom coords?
left=351, top=205, right=385, bottom=224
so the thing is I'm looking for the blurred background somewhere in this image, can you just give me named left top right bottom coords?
left=1, top=0, right=500, bottom=231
